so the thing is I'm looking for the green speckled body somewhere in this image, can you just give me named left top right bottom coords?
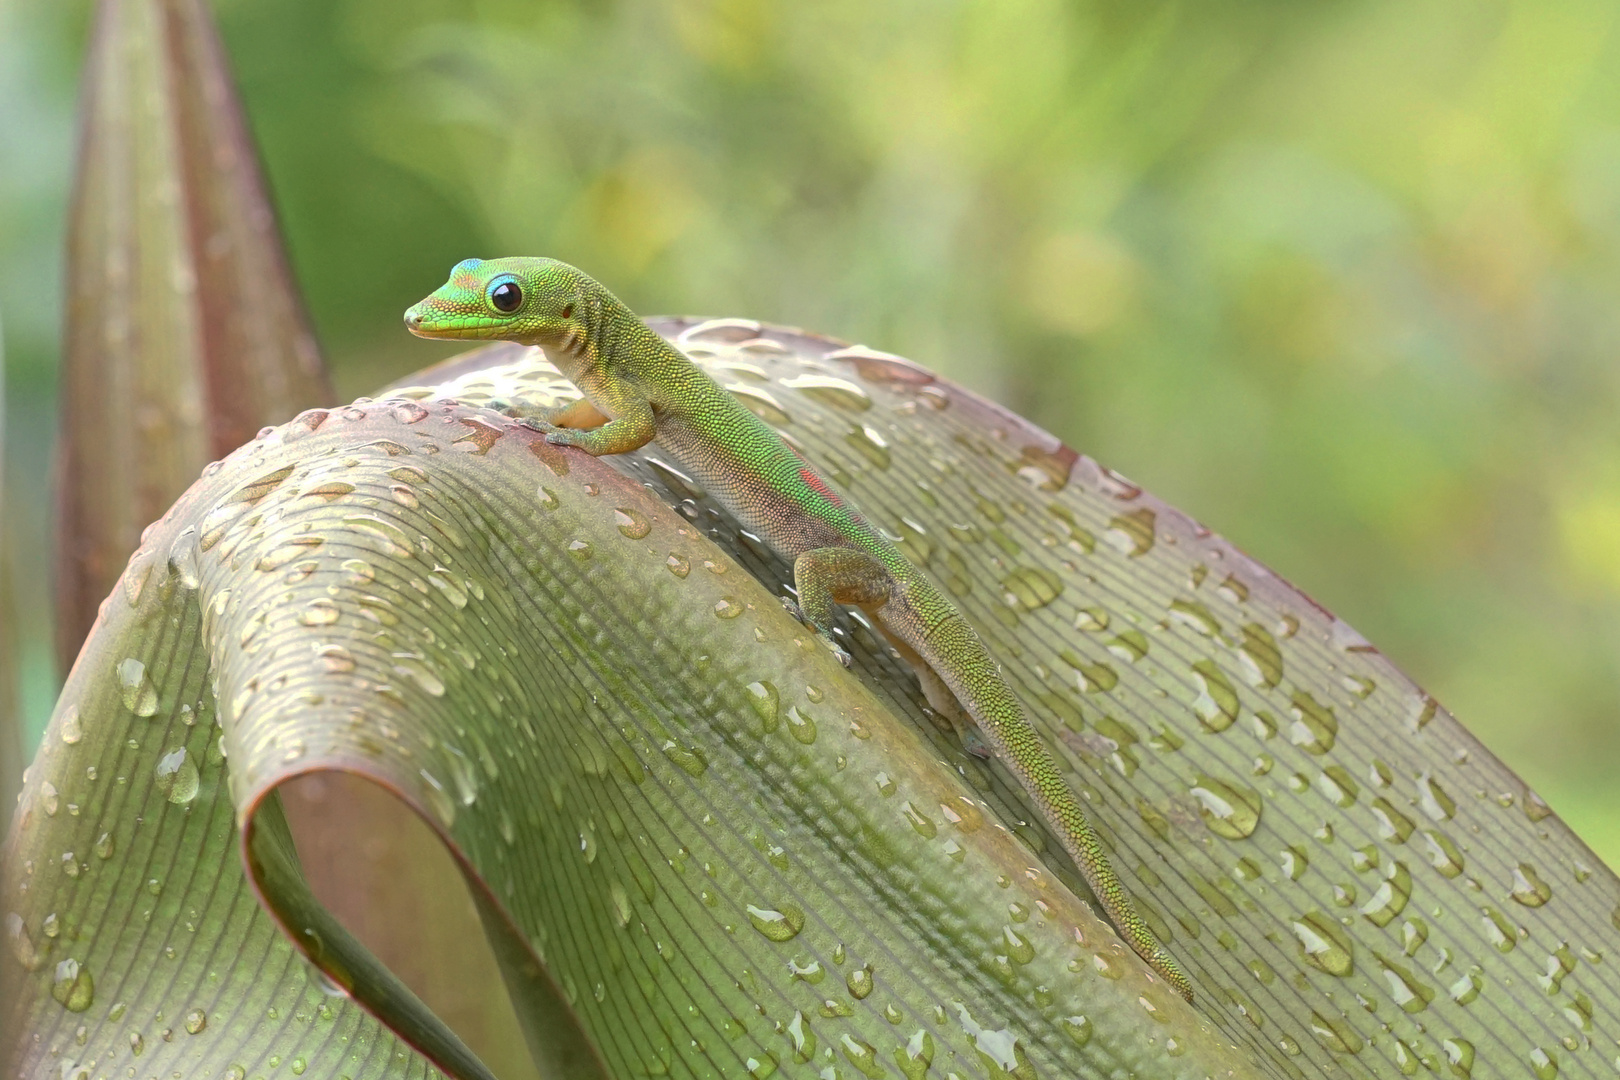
left=406, top=257, right=1192, bottom=1000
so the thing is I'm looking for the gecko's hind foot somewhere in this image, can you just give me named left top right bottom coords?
left=780, top=596, right=853, bottom=667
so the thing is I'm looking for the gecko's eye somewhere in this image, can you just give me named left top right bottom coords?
left=488, top=280, right=523, bottom=313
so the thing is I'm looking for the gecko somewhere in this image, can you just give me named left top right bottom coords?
left=405, top=257, right=1193, bottom=1001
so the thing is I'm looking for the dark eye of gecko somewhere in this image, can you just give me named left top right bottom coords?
left=489, top=281, right=523, bottom=313
left=561, top=303, right=573, bottom=319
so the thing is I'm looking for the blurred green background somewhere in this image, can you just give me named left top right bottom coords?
left=5, top=0, right=1620, bottom=865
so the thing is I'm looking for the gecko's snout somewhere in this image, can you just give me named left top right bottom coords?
left=403, top=309, right=423, bottom=332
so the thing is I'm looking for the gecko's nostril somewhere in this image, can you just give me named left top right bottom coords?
left=403, top=310, right=421, bottom=330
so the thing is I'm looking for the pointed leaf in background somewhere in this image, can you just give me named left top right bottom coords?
left=1, top=319, right=19, bottom=837
left=53, top=0, right=330, bottom=673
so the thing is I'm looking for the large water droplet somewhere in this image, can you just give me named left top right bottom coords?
left=1376, top=955, right=1433, bottom=1013
left=1360, top=862, right=1411, bottom=926
left=1239, top=624, right=1283, bottom=687
left=745, top=904, right=804, bottom=942
left=845, top=964, right=874, bottom=999
left=51, top=958, right=94, bottom=1012
left=1292, top=911, right=1354, bottom=976
left=117, top=659, right=159, bottom=717
left=894, top=1029, right=934, bottom=1080
left=1511, top=863, right=1552, bottom=907
left=745, top=681, right=779, bottom=734
left=59, top=706, right=83, bottom=745
left=154, top=748, right=199, bottom=804
left=1287, top=691, right=1337, bottom=754
left=1190, top=661, right=1238, bottom=732
left=1190, top=776, right=1261, bottom=839
left=1418, top=771, right=1456, bottom=820
left=614, top=507, right=652, bottom=539
left=780, top=374, right=872, bottom=411
left=1421, top=829, right=1465, bottom=878
left=785, top=706, right=817, bottom=745
left=1443, top=1038, right=1474, bottom=1077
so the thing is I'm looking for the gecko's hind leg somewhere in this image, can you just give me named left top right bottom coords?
left=791, top=547, right=891, bottom=667
left=874, top=619, right=993, bottom=759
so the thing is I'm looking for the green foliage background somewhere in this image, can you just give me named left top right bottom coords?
left=5, top=0, right=1620, bottom=875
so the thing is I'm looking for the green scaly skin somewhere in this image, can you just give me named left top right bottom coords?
left=405, top=257, right=1194, bottom=1001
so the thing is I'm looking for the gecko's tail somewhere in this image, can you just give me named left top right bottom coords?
left=911, top=607, right=1196, bottom=1002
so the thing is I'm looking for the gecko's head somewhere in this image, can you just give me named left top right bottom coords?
left=404, top=257, right=587, bottom=347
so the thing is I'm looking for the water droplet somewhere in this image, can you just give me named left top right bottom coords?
left=38, top=781, right=59, bottom=816
left=1418, top=771, right=1456, bottom=820
left=1189, top=661, right=1238, bottom=732
left=665, top=553, right=691, bottom=577
left=840, top=1033, right=885, bottom=1079
left=1292, top=911, right=1354, bottom=976
left=614, top=507, right=652, bottom=539
left=6, top=913, right=42, bottom=971
left=1316, top=766, right=1359, bottom=807
left=874, top=772, right=897, bottom=798
left=1001, top=925, right=1035, bottom=965
left=1528, top=1047, right=1558, bottom=1080
left=316, top=644, right=356, bottom=673
left=59, top=706, right=83, bottom=745
left=1239, top=624, right=1283, bottom=687
left=299, top=599, right=341, bottom=627
left=419, top=769, right=456, bottom=827
left=1190, top=776, right=1261, bottom=839
left=116, top=659, right=159, bottom=716
left=393, top=655, right=446, bottom=698
left=900, top=802, right=936, bottom=838
left=1480, top=906, right=1517, bottom=953
left=1059, top=651, right=1117, bottom=693
left=846, top=424, right=891, bottom=469
left=845, top=964, right=874, bottom=999
left=780, top=373, right=872, bottom=411
left=1376, top=955, right=1434, bottom=1012
left=1421, top=829, right=1465, bottom=878
left=1443, top=1037, right=1474, bottom=1078
left=746, top=904, right=804, bottom=941
left=568, top=539, right=594, bottom=560
left=1308, top=1010, right=1364, bottom=1054
left=745, top=681, right=780, bottom=734
left=1061, top=1015, right=1092, bottom=1048
left=894, top=1029, right=934, bottom=1080
left=1287, top=691, right=1336, bottom=753
left=785, top=706, right=817, bottom=745
left=660, top=740, right=708, bottom=776
left=1000, top=566, right=1062, bottom=610
left=1105, top=509, right=1156, bottom=556
left=713, top=597, right=744, bottom=619
left=1511, top=863, right=1552, bottom=906
left=954, top=1002, right=1027, bottom=1076
left=154, top=749, right=199, bottom=805
left=185, top=1009, right=206, bottom=1034
left=51, top=958, right=94, bottom=1012
left=1360, top=862, right=1412, bottom=926
left=1449, top=967, right=1483, bottom=1005
left=1370, top=797, right=1415, bottom=843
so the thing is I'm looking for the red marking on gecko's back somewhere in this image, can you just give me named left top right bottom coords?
left=798, top=465, right=844, bottom=507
